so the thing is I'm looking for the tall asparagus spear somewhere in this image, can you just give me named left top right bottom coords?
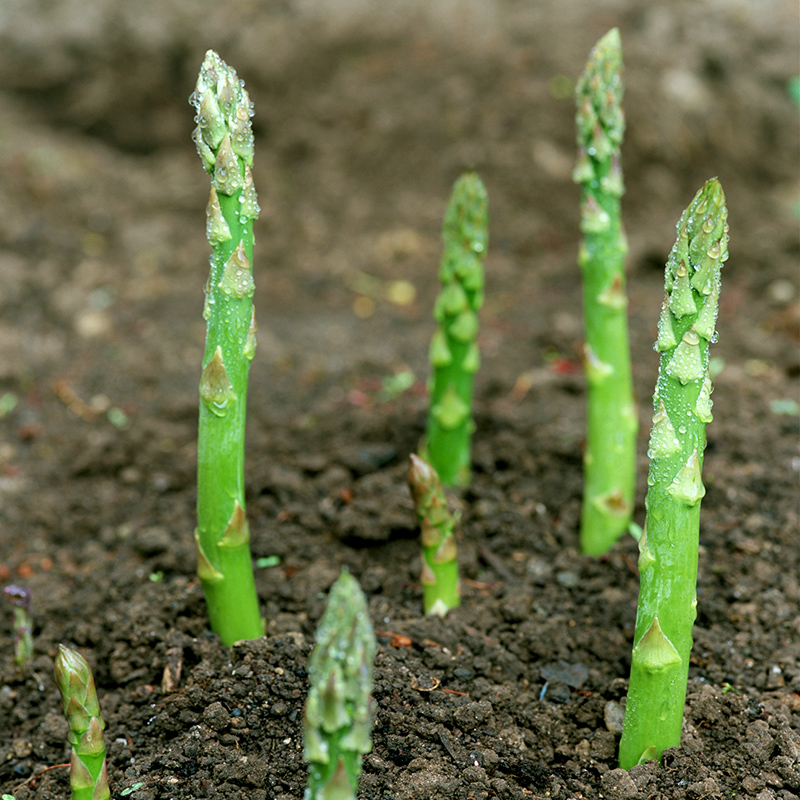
left=573, top=29, right=638, bottom=556
left=54, top=645, right=110, bottom=800
left=618, top=179, right=728, bottom=769
left=191, top=50, right=263, bottom=646
left=304, top=569, right=376, bottom=800
left=424, top=172, right=489, bottom=487
left=407, top=454, right=460, bottom=616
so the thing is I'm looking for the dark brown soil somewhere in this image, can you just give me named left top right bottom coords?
left=0, top=2, right=798, bottom=799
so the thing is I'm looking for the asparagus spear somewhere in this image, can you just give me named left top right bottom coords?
left=190, top=50, right=263, bottom=645
left=304, top=569, right=376, bottom=800
left=407, top=454, right=460, bottom=616
left=618, top=179, right=728, bottom=769
left=54, top=645, right=110, bottom=800
left=424, top=172, right=489, bottom=487
left=4, top=585, right=33, bottom=667
left=573, top=28, right=638, bottom=556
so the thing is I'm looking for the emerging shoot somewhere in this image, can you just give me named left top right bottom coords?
left=54, top=645, right=110, bottom=800
left=618, top=178, right=728, bottom=769
left=574, top=28, right=638, bottom=556
left=424, top=172, right=489, bottom=487
left=304, top=569, right=377, bottom=800
left=4, top=585, right=33, bottom=667
left=407, top=454, right=461, bottom=616
left=190, top=50, right=263, bottom=645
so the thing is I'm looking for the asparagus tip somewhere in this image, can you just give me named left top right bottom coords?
left=575, top=28, right=625, bottom=168
left=4, top=584, right=31, bottom=611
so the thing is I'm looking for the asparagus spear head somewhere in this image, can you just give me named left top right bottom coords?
left=54, top=645, right=110, bottom=800
left=407, top=454, right=461, bottom=616
left=304, top=569, right=376, bottom=800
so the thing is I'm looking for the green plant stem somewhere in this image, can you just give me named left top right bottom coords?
left=304, top=569, right=376, bottom=800
left=573, top=28, right=637, bottom=556
left=54, top=645, right=110, bottom=800
left=407, top=454, right=460, bottom=616
left=191, top=50, right=263, bottom=645
left=619, top=179, right=728, bottom=769
left=4, top=585, right=33, bottom=667
left=424, top=172, right=489, bottom=487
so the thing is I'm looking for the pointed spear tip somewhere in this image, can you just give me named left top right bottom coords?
left=591, top=27, right=621, bottom=60
left=200, top=50, right=235, bottom=81
left=682, top=177, right=728, bottom=262
left=575, top=29, right=625, bottom=159
left=4, top=584, right=31, bottom=611
left=408, top=452, right=431, bottom=478
left=585, top=27, right=622, bottom=73
left=407, top=453, right=442, bottom=500
left=55, top=644, right=88, bottom=677
left=700, top=176, right=725, bottom=207
left=450, top=171, right=489, bottom=215
left=689, top=177, right=725, bottom=211
left=453, top=169, right=487, bottom=194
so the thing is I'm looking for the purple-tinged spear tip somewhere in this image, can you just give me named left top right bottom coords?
left=4, top=585, right=31, bottom=612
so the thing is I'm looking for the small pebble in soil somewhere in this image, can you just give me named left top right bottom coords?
left=604, top=699, right=625, bottom=733
left=556, top=569, right=580, bottom=587
left=541, top=660, right=589, bottom=688
left=600, top=767, right=638, bottom=799
left=539, top=680, right=571, bottom=703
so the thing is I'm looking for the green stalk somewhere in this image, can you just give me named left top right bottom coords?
left=191, top=50, right=263, bottom=645
left=407, top=454, right=460, bottom=616
left=304, top=569, right=376, bottom=800
left=573, top=29, right=638, bottom=556
left=423, top=172, right=489, bottom=487
left=54, top=645, right=110, bottom=800
left=4, top=585, right=33, bottom=667
left=619, top=179, right=728, bottom=769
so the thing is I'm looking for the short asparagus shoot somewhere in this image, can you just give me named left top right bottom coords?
left=407, top=454, right=461, bottom=616
left=618, top=179, right=728, bottom=769
left=54, top=645, right=110, bottom=800
left=190, top=50, right=263, bottom=645
left=4, top=585, right=33, bottom=667
left=304, top=569, right=376, bottom=800
left=424, top=172, right=489, bottom=487
left=573, top=28, right=637, bottom=556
